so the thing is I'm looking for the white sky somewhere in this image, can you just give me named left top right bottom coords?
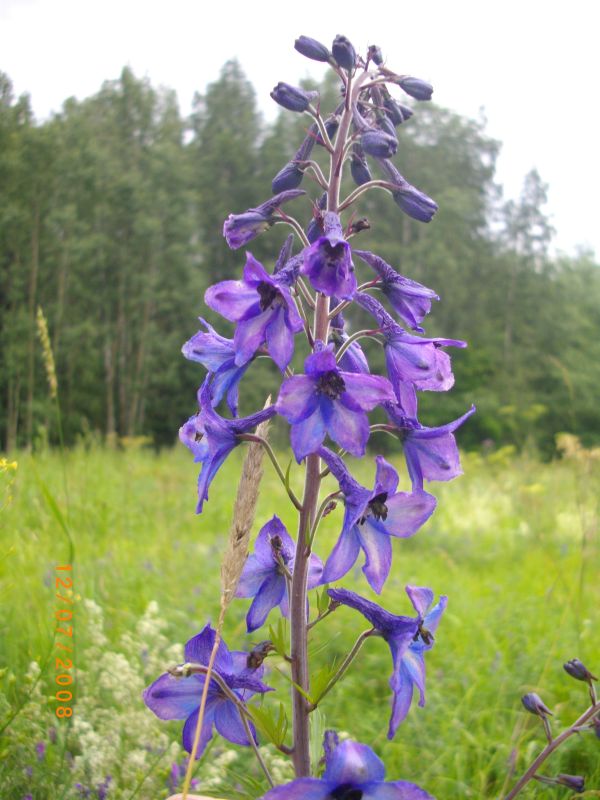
left=1, top=0, right=598, bottom=257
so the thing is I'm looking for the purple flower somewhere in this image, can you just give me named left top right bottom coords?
left=180, top=377, right=276, bottom=512
left=35, top=741, right=46, bottom=761
left=320, top=448, right=436, bottom=593
left=96, top=776, right=112, bottom=800
left=276, top=343, right=394, bottom=461
left=399, top=77, right=433, bottom=101
left=143, top=625, right=272, bottom=759
left=205, top=253, right=303, bottom=371
left=271, top=82, right=318, bottom=112
left=260, top=738, right=433, bottom=799
left=331, top=35, right=356, bottom=71
left=385, top=403, right=476, bottom=489
left=301, top=212, right=356, bottom=299
left=236, top=516, right=323, bottom=632
left=182, top=318, right=250, bottom=416
left=223, top=189, right=305, bottom=249
left=294, top=35, right=331, bottom=63
left=330, top=305, right=370, bottom=374
left=328, top=585, right=447, bottom=737
left=384, top=327, right=466, bottom=395
left=354, top=250, right=439, bottom=331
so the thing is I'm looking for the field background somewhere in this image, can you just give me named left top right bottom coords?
left=1, top=440, right=598, bottom=799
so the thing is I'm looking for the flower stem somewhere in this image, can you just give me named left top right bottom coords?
left=176, top=662, right=274, bottom=789
left=503, top=699, right=600, bottom=799
left=239, top=434, right=302, bottom=511
left=335, top=329, right=381, bottom=363
left=309, top=628, right=375, bottom=709
left=289, top=70, right=366, bottom=779
left=338, top=180, right=397, bottom=212
left=274, top=212, right=310, bottom=248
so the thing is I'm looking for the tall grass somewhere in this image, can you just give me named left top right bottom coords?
left=1, top=442, right=598, bottom=798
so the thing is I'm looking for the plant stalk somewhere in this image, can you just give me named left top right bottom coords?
left=289, top=69, right=368, bottom=779
left=502, top=700, right=600, bottom=799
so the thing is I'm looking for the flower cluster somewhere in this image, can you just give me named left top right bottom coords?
left=144, top=33, right=476, bottom=798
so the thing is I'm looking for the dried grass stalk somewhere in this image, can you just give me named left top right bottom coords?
left=181, top=403, right=271, bottom=799
left=221, top=413, right=270, bottom=608
left=36, top=306, right=58, bottom=399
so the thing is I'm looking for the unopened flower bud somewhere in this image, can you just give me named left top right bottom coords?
left=295, top=35, right=331, bottom=63
left=592, top=716, right=600, bottom=738
left=349, top=218, right=371, bottom=235
left=557, top=774, right=585, bottom=792
left=351, top=150, right=372, bottom=186
left=384, top=98, right=414, bottom=126
left=246, top=641, right=275, bottom=670
left=521, top=692, right=553, bottom=718
left=563, top=658, right=598, bottom=682
left=377, top=115, right=398, bottom=141
left=392, top=182, right=438, bottom=223
left=322, top=729, right=340, bottom=761
left=399, top=76, right=433, bottom=101
left=271, top=82, right=318, bottom=113
left=272, top=162, right=304, bottom=193
left=307, top=192, right=327, bottom=242
left=322, top=500, right=338, bottom=517
left=368, top=44, right=383, bottom=65
left=316, top=115, right=340, bottom=146
left=332, top=35, right=356, bottom=71
left=361, top=129, right=398, bottom=159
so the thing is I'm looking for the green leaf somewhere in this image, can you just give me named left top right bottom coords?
left=316, top=584, right=330, bottom=616
left=310, top=662, right=339, bottom=704
left=248, top=700, right=288, bottom=747
left=309, top=708, right=326, bottom=776
left=268, top=617, right=288, bottom=659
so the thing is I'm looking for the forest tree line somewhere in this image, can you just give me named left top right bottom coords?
left=1, top=62, right=599, bottom=453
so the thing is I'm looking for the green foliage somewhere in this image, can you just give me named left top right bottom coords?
left=1, top=446, right=599, bottom=798
left=1, top=66, right=599, bottom=451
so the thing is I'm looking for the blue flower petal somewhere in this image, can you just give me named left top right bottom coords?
left=324, top=740, right=385, bottom=784
left=182, top=705, right=216, bottom=758
left=214, top=698, right=254, bottom=746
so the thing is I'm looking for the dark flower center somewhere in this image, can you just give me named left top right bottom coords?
left=413, top=622, right=434, bottom=645
left=322, top=241, right=348, bottom=270
left=316, top=370, right=346, bottom=399
left=359, top=492, right=388, bottom=524
left=270, top=534, right=290, bottom=572
left=331, top=786, right=362, bottom=800
left=257, top=281, right=282, bottom=311
left=194, top=431, right=204, bottom=444
left=367, top=491, right=388, bottom=521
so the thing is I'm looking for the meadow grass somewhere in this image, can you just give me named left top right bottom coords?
left=0, top=441, right=599, bottom=799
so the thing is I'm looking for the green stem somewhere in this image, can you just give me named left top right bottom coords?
left=174, top=663, right=274, bottom=788
left=503, top=699, right=600, bottom=799
left=335, top=329, right=381, bottom=363
left=309, top=629, right=375, bottom=710
left=338, top=180, right=397, bottom=212
left=239, top=434, right=302, bottom=511
left=274, top=213, right=310, bottom=247
left=308, top=491, right=342, bottom=549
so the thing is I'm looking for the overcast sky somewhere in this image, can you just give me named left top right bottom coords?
left=1, top=0, right=598, bottom=257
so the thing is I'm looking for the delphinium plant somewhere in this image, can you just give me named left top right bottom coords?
left=141, top=34, right=598, bottom=800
